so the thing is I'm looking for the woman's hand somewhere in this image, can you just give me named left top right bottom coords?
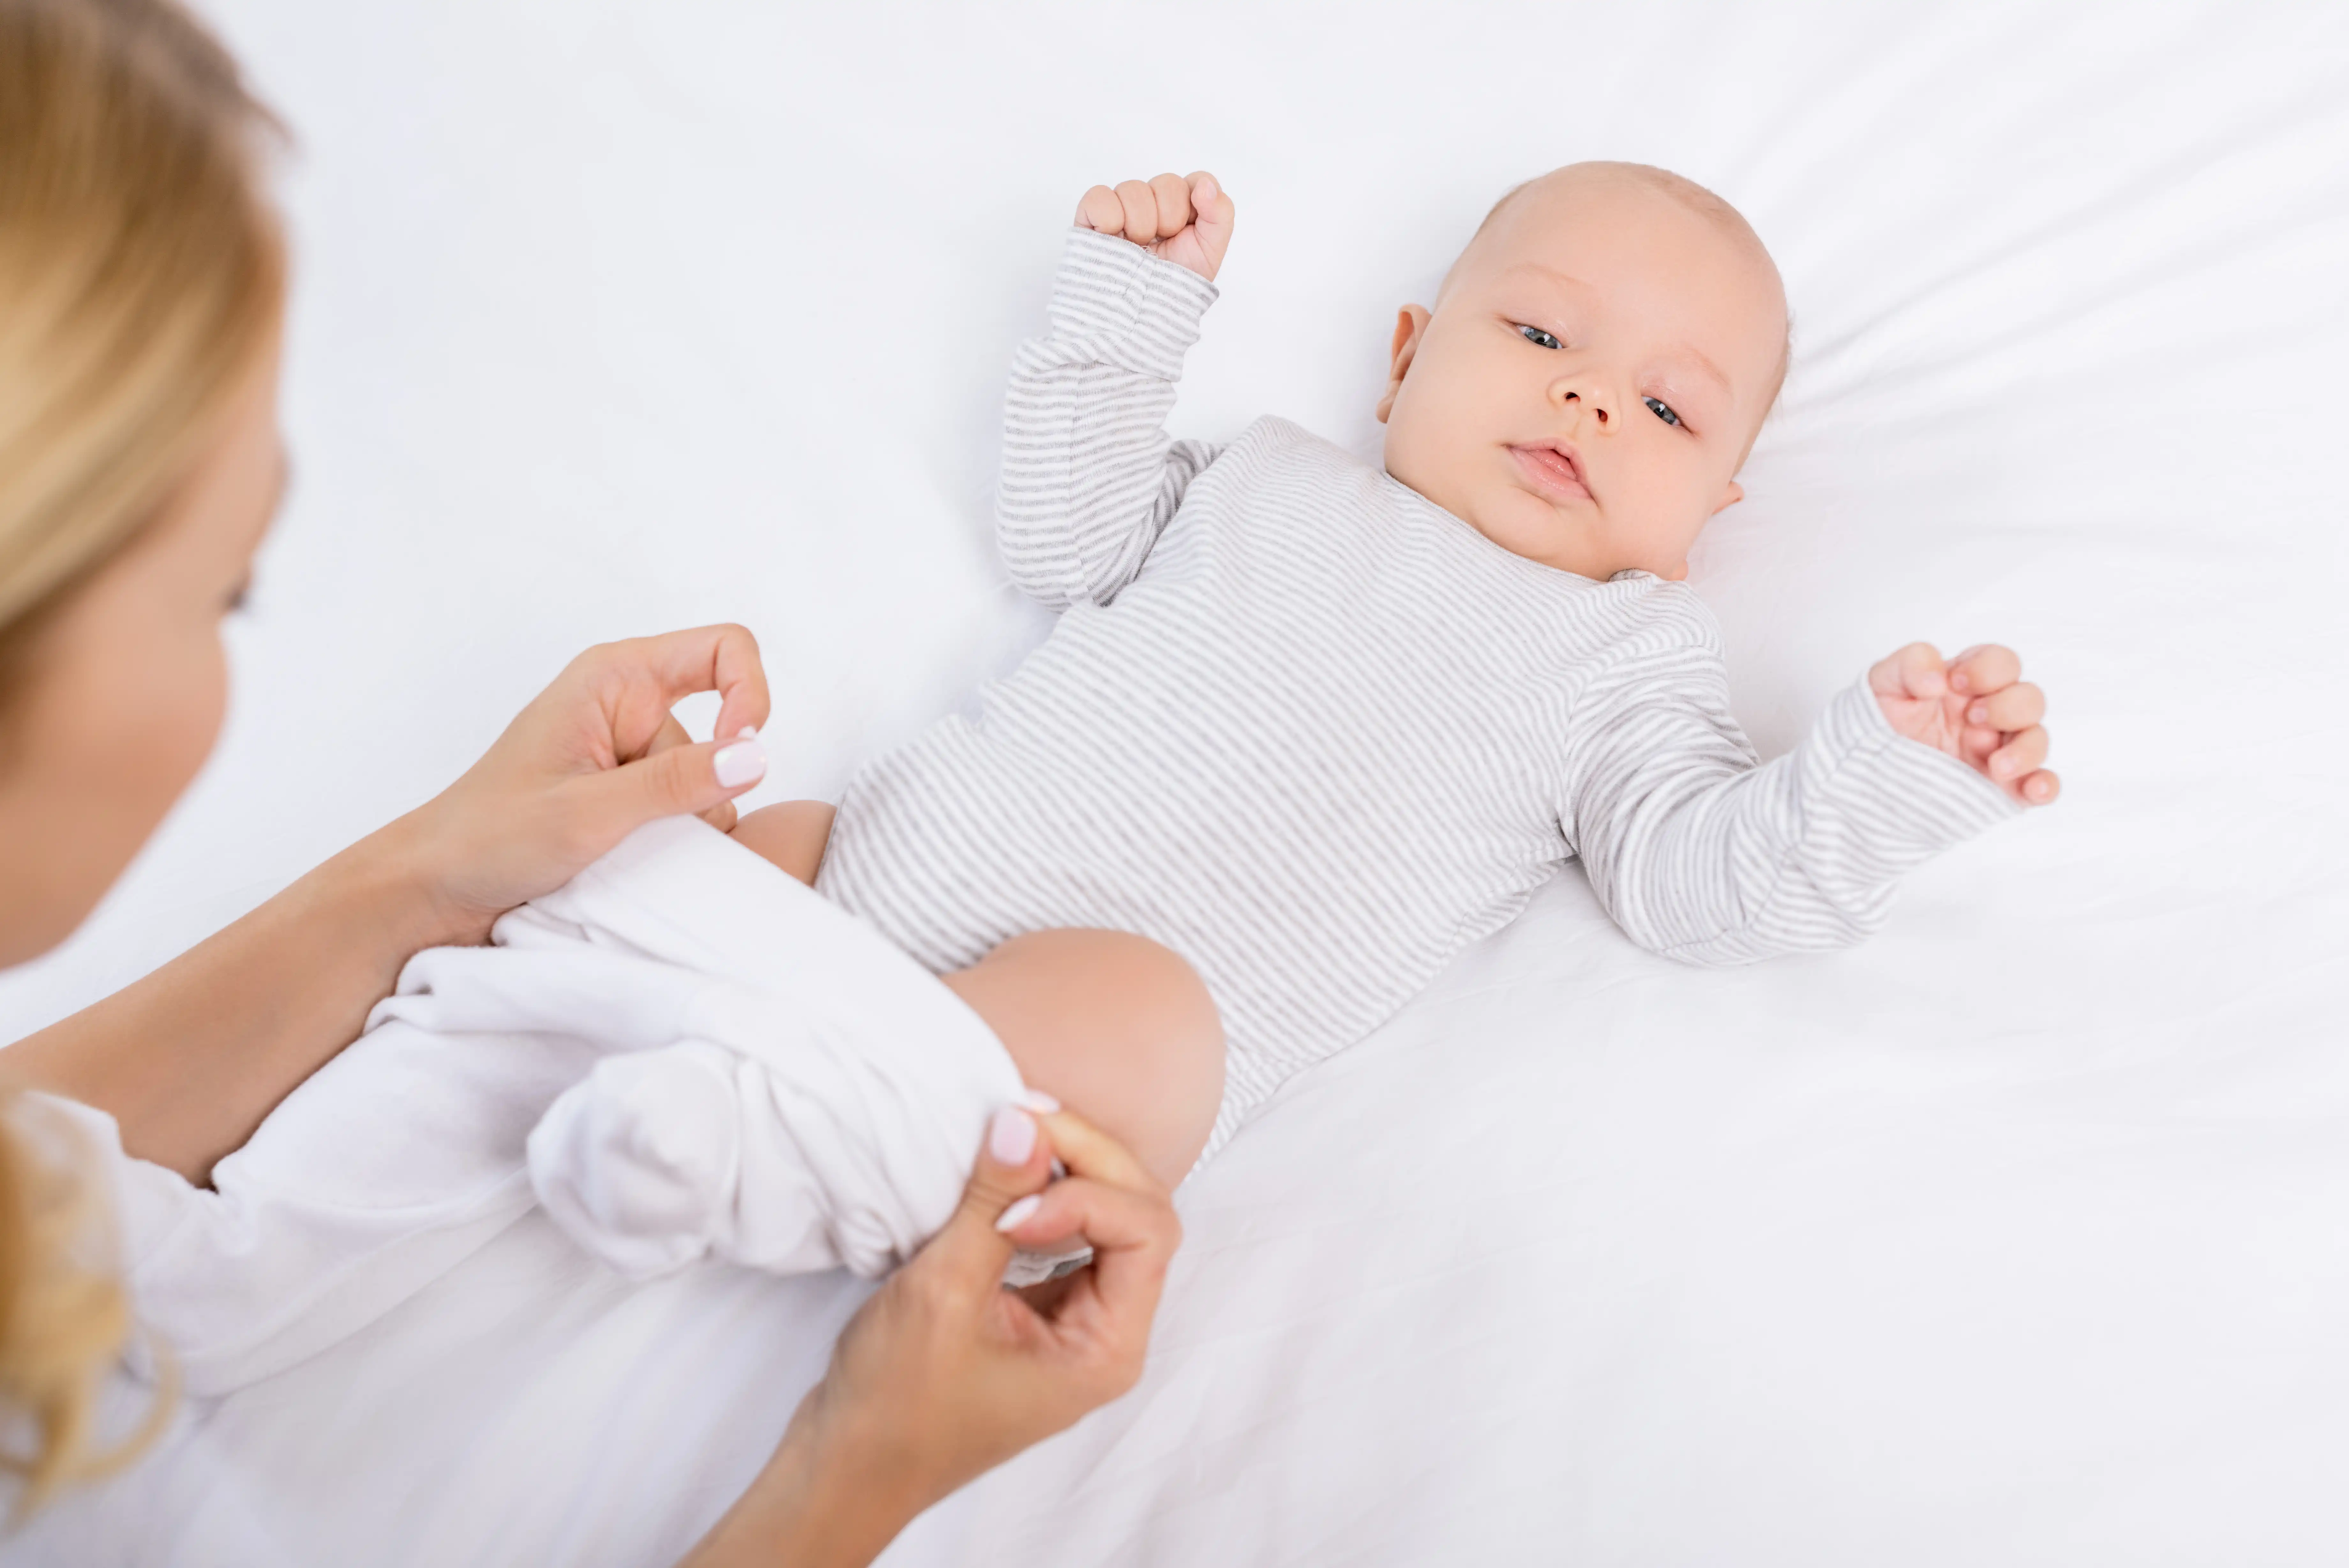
left=395, top=624, right=772, bottom=944
left=817, top=1102, right=1180, bottom=1498
left=683, top=1104, right=1182, bottom=1567
left=5, top=624, right=778, bottom=1180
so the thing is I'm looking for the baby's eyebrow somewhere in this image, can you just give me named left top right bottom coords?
left=1667, top=346, right=1733, bottom=401
left=1498, top=264, right=1736, bottom=402
left=1498, top=262, right=1593, bottom=299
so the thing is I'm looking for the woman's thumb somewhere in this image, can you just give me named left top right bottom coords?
left=928, top=1103, right=1054, bottom=1281
left=582, top=728, right=768, bottom=841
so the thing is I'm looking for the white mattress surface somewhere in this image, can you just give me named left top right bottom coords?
left=3, top=3, right=2345, bottom=1564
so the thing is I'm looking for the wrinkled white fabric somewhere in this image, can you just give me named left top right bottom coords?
left=67, top=817, right=1023, bottom=1397
left=12, top=8, right=2344, bottom=1564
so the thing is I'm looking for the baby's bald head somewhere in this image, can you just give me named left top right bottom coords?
left=1378, top=162, right=1792, bottom=581
left=1443, top=163, right=1789, bottom=413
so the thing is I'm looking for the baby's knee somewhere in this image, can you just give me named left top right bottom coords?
left=729, top=800, right=836, bottom=887
left=943, top=929, right=1224, bottom=1188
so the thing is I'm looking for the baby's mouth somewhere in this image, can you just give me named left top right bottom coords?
left=1508, top=443, right=1590, bottom=504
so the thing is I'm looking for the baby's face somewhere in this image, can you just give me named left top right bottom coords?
left=1378, top=169, right=1787, bottom=581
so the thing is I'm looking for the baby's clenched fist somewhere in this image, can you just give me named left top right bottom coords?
left=1076, top=171, right=1235, bottom=282
left=1869, top=642, right=2058, bottom=806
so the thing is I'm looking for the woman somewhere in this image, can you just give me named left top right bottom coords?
left=0, top=1, right=1178, bottom=1561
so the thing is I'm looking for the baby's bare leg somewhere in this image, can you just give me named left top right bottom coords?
left=944, top=930, right=1225, bottom=1191
left=730, top=800, right=836, bottom=887
left=731, top=808, right=1222, bottom=1187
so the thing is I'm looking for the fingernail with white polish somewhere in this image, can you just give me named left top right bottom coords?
left=714, top=735, right=767, bottom=788
left=989, top=1106, right=1036, bottom=1165
left=995, top=1194, right=1042, bottom=1234
left=1017, top=1088, right=1061, bottom=1114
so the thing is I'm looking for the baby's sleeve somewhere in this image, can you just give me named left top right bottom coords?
left=996, top=228, right=1223, bottom=609
left=1562, top=624, right=2022, bottom=965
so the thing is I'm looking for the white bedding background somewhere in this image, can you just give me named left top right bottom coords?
left=4, top=3, right=2346, bottom=1564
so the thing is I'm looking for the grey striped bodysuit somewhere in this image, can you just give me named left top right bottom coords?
left=818, top=228, right=2017, bottom=1153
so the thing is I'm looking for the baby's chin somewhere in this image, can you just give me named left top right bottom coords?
left=1461, top=486, right=1625, bottom=581
left=1389, top=454, right=1680, bottom=580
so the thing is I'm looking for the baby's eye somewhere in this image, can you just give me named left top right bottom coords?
left=1643, top=395, right=1683, bottom=428
left=1517, top=324, right=1562, bottom=351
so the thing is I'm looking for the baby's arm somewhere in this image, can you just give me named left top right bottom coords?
left=1565, top=634, right=2033, bottom=965
left=999, top=171, right=1234, bottom=610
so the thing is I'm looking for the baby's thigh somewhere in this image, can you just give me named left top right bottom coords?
left=728, top=800, right=836, bottom=887
left=943, top=930, right=1225, bottom=1191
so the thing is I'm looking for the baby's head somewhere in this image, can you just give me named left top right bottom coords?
left=1378, top=163, right=1788, bottom=582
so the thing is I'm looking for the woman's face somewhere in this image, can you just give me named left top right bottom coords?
left=0, top=339, right=286, bottom=966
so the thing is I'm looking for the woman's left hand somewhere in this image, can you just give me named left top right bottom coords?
left=682, top=1103, right=1182, bottom=1567
left=396, top=624, right=772, bottom=943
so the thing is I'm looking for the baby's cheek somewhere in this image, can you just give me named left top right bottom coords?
left=1378, top=389, right=1445, bottom=488
left=1664, top=467, right=1727, bottom=539
left=1397, top=384, right=1489, bottom=498
left=1593, top=473, right=1688, bottom=573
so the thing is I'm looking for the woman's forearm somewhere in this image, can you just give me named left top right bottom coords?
left=3, top=627, right=777, bottom=1185
left=679, top=1397, right=927, bottom=1568
left=2, top=811, right=478, bottom=1183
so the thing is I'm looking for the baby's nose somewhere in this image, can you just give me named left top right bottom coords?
left=1561, top=388, right=1611, bottom=427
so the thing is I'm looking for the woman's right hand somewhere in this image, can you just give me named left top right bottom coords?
left=683, top=1104, right=1182, bottom=1567
left=391, top=624, right=773, bottom=947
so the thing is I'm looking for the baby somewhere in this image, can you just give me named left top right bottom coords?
left=735, top=161, right=2057, bottom=1175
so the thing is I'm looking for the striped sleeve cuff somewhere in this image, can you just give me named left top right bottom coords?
left=1799, top=674, right=2025, bottom=869
left=1042, top=227, right=1220, bottom=380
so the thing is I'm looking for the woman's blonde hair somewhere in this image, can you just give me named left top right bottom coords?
left=0, top=1096, right=167, bottom=1511
left=0, top=0, right=282, bottom=1510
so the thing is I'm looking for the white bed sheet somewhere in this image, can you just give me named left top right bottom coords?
left=4, top=1, right=2346, bottom=1563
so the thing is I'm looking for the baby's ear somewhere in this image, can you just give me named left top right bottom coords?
left=1374, top=305, right=1432, bottom=425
